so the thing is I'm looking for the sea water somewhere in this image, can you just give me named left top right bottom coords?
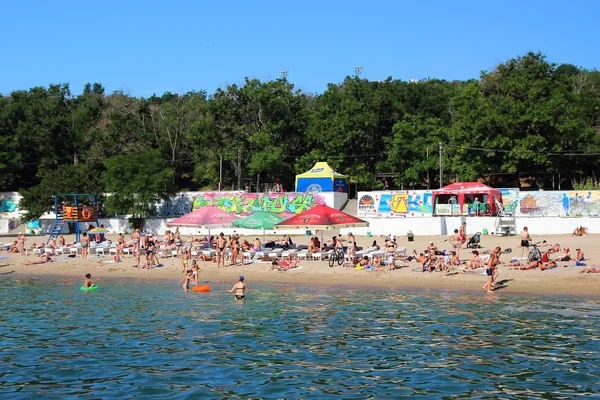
left=0, top=277, right=598, bottom=399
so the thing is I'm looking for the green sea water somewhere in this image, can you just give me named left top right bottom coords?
left=0, top=276, right=598, bottom=399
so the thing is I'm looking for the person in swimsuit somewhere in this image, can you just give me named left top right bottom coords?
left=181, top=248, right=190, bottom=273
left=482, top=253, right=497, bottom=293
left=178, top=270, right=193, bottom=292
left=84, top=273, right=99, bottom=289
left=226, top=275, right=251, bottom=300
left=191, top=261, right=199, bottom=284
left=26, top=253, right=53, bottom=265
left=449, top=229, right=461, bottom=258
left=216, top=233, right=227, bottom=268
left=131, top=229, right=140, bottom=256
left=459, top=222, right=467, bottom=246
left=520, top=227, right=531, bottom=260
left=80, top=232, right=89, bottom=259
left=17, top=234, right=26, bottom=256
left=253, top=238, right=261, bottom=252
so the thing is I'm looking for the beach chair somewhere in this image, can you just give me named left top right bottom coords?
left=296, top=250, right=309, bottom=261
left=95, top=247, right=105, bottom=256
left=44, top=248, right=54, bottom=256
left=123, top=247, right=133, bottom=255
left=395, top=247, right=407, bottom=256
left=268, top=248, right=284, bottom=259
left=70, top=247, right=78, bottom=256
left=109, top=247, right=118, bottom=256
left=282, top=249, right=298, bottom=258
left=55, top=247, right=64, bottom=255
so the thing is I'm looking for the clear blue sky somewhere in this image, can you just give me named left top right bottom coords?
left=2, top=0, right=599, bottom=96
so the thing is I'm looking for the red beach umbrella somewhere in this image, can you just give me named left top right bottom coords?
left=274, top=204, right=369, bottom=230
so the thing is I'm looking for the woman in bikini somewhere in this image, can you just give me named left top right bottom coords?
left=225, top=276, right=251, bottom=300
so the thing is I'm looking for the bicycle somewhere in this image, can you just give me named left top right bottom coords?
left=528, top=241, right=542, bottom=263
left=329, top=248, right=345, bottom=267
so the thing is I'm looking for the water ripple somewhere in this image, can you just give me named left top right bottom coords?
left=0, top=277, right=598, bottom=398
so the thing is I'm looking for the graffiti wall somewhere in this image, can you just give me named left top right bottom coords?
left=568, top=191, right=600, bottom=217
left=358, top=191, right=433, bottom=217
left=517, top=191, right=570, bottom=217
left=0, top=192, right=22, bottom=219
left=359, top=189, right=600, bottom=218
left=191, top=192, right=326, bottom=215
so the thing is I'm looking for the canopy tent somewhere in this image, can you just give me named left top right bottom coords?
left=432, top=182, right=503, bottom=216
left=295, top=162, right=347, bottom=193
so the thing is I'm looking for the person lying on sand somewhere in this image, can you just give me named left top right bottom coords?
left=579, top=265, right=600, bottom=273
left=271, top=258, right=299, bottom=271
left=572, top=226, right=587, bottom=236
left=26, top=254, right=53, bottom=265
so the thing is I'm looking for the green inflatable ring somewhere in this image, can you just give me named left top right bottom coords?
left=80, top=285, right=98, bottom=291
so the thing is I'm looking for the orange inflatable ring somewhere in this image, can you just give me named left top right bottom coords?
left=81, top=209, right=91, bottom=220
left=193, top=285, right=211, bottom=293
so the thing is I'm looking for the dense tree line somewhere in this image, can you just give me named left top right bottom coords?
left=1, top=52, right=599, bottom=220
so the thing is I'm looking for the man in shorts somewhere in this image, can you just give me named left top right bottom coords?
left=216, top=233, right=227, bottom=268
left=520, top=227, right=531, bottom=260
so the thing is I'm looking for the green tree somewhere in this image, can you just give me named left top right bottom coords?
left=103, top=149, right=177, bottom=221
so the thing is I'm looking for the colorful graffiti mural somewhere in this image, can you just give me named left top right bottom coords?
left=517, top=191, right=570, bottom=217
left=358, top=191, right=433, bottom=217
left=191, top=192, right=326, bottom=215
left=568, top=191, right=600, bottom=217
left=0, top=192, right=21, bottom=218
left=499, top=188, right=519, bottom=215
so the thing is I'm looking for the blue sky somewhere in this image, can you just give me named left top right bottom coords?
left=2, top=0, right=599, bottom=96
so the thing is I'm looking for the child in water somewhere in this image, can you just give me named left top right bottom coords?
left=178, top=270, right=193, bottom=292
left=191, top=260, right=199, bottom=284
left=84, top=273, right=99, bottom=289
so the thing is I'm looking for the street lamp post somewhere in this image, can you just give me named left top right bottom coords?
left=354, top=66, right=363, bottom=76
left=280, top=70, right=288, bottom=79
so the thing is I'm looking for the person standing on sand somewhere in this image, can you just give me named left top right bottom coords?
left=483, top=253, right=498, bottom=293
left=17, top=234, right=26, bottom=256
left=459, top=222, right=467, bottom=246
left=131, top=229, right=140, bottom=256
left=81, top=232, right=89, bottom=259
left=450, top=229, right=462, bottom=259
left=520, top=227, right=531, bottom=260
left=225, top=275, right=251, bottom=300
left=216, top=233, right=227, bottom=268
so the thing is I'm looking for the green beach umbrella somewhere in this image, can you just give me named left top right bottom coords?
left=232, top=212, right=286, bottom=242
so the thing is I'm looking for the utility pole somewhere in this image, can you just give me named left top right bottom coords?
left=237, top=149, right=242, bottom=190
left=218, top=155, right=223, bottom=191
left=439, top=142, right=443, bottom=188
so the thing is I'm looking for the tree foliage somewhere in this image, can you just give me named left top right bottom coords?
left=103, top=149, right=177, bottom=218
left=1, top=52, right=598, bottom=202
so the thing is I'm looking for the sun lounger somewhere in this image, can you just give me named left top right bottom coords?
left=282, top=249, right=298, bottom=258
left=268, top=248, right=284, bottom=258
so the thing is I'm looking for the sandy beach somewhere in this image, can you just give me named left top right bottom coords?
left=2, top=231, right=599, bottom=297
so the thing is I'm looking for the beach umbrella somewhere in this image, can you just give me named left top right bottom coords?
left=275, top=204, right=369, bottom=231
left=166, top=206, right=239, bottom=236
left=232, top=212, right=286, bottom=242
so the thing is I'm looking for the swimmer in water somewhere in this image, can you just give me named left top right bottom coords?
left=84, top=273, right=99, bottom=289
left=225, top=275, right=251, bottom=300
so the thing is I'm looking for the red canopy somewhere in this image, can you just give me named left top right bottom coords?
left=166, top=206, right=239, bottom=227
left=432, top=182, right=502, bottom=216
left=275, top=204, right=369, bottom=230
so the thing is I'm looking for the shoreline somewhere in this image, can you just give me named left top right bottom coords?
left=3, top=232, right=599, bottom=298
